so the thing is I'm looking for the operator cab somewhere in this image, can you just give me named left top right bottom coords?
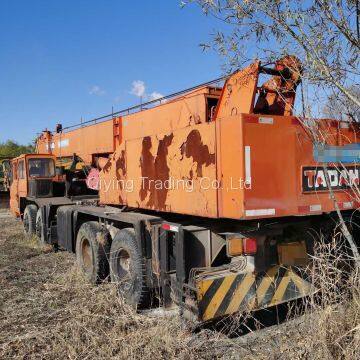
left=26, top=156, right=63, bottom=198
left=9, top=154, right=64, bottom=216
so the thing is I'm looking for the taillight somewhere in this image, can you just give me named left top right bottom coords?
left=243, top=237, right=257, bottom=255
left=227, top=237, right=243, bottom=256
left=227, top=237, right=257, bottom=257
left=161, top=223, right=179, bottom=232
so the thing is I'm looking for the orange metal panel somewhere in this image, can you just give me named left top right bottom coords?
left=242, top=114, right=359, bottom=219
left=101, top=113, right=360, bottom=220
left=216, top=115, right=245, bottom=219
left=215, top=61, right=259, bottom=120
left=101, top=122, right=217, bottom=217
left=215, top=62, right=260, bottom=218
left=37, top=119, right=115, bottom=165
left=122, top=91, right=210, bottom=141
left=97, top=59, right=360, bottom=220
left=241, top=114, right=299, bottom=218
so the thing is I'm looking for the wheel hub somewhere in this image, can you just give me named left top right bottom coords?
left=81, top=238, right=93, bottom=273
left=115, top=248, right=132, bottom=289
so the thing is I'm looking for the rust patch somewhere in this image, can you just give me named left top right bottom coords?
left=140, top=134, right=174, bottom=210
left=153, top=134, right=173, bottom=209
left=102, top=156, right=113, bottom=173
left=140, top=137, right=155, bottom=202
left=117, top=177, right=124, bottom=204
left=115, top=150, right=126, bottom=179
left=188, top=114, right=202, bottom=126
left=180, top=130, right=215, bottom=177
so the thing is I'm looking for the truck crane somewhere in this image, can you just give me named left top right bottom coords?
left=9, top=56, right=360, bottom=323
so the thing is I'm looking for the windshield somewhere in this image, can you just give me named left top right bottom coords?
left=28, top=158, right=55, bottom=178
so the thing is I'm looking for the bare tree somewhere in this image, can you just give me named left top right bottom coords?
left=324, top=86, right=360, bottom=122
left=184, top=0, right=360, bottom=263
left=184, top=0, right=360, bottom=110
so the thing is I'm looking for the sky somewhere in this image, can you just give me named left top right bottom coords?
left=0, top=0, right=225, bottom=144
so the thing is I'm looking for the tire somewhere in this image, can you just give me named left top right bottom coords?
left=110, top=228, right=149, bottom=309
left=76, top=221, right=111, bottom=284
left=35, top=208, right=45, bottom=244
left=23, top=204, right=37, bottom=236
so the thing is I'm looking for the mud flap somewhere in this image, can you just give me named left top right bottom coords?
left=256, top=266, right=312, bottom=308
left=195, top=265, right=313, bottom=322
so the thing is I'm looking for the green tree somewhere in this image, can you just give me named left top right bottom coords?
left=0, top=140, right=35, bottom=158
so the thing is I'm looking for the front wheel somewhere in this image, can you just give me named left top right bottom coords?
left=23, top=204, right=37, bottom=236
left=35, top=208, right=45, bottom=244
left=109, top=228, right=149, bottom=309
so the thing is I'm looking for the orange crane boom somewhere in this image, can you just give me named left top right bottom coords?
left=36, top=118, right=116, bottom=167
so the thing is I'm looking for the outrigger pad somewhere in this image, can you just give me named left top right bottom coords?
left=195, top=265, right=313, bottom=322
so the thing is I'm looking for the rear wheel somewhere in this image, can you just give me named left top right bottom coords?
left=109, top=228, right=149, bottom=309
left=23, top=204, right=37, bottom=236
left=76, top=221, right=111, bottom=284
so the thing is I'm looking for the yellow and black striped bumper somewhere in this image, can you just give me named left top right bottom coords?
left=195, top=266, right=313, bottom=321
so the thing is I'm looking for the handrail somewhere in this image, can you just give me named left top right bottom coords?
left=60, top=75, right=228, bottom=132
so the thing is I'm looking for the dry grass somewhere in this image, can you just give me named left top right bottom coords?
left=293, top=231, right=360, bottom=359
left=0, top=209, right=249, bottom=359
left=0, top=208, right=359, bottom=359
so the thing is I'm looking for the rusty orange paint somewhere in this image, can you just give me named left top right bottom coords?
left=36, top=87, right=222, bottom=170
left=31, top=56, right=360, bottom=220
left=98, top=57, right=360, bottom=219
left=36, top=120, right=115, bottom=166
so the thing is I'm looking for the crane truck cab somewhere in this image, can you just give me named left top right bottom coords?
left=10, top=154, right=57, bottom=215
left=10, top=153, right=98, bottom=239
left=10, top=154, right=69, bottom=237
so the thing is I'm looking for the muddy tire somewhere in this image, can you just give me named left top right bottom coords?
left=23, top=204, right=37, bottom=236
left=110, top=228, right=149, bottom=309
left=35, top=208, right=46, bottom=244
left=76, top=221, right=111, bottom=284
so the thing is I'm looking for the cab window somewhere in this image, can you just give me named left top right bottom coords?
left=12, top=163, right=17, bottom=181
left=28, top=158, right=55, bottom=178
left=18, top=160, right=25, bottom=179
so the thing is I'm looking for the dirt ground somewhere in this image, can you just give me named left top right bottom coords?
left=0, top=208, right=356, bottom=359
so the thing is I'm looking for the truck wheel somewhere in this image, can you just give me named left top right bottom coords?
left=35, top=209, right=45, bottom=244
left=23, top=204, right=37, bottom=236
left=109, top=228, right=149, bottom=309
left=76, top=221, right=111, bottom=284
